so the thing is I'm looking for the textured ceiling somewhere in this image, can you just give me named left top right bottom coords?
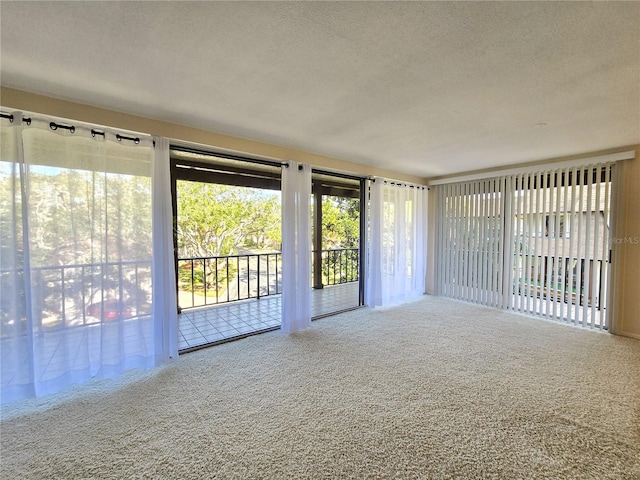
left=1, top=1, right=639, bottom=178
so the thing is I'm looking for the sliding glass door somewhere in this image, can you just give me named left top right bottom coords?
left=170, top=150, right=368, bottom=350
left=171, top=148, right=283, bottom=351
left=510, top=165, right=614, bottom=328
left=311, top=171, right=365, bottom=318
left=436, top=163, right=615, bottom=329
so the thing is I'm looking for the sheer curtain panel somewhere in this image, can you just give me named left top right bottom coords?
left=152, top=137, right=178, bottom=362
left=0, top=112, right=173, bottom=404
left=280, top=162, right=312, bottom=333
left=366, top=180, right=428, bottom=307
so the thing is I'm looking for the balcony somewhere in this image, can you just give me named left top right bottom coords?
left=178, top=282, right=359, bottom=351
left=0, top=248, right=362, bottom=368
left=176, top=248, right=361, bottom=351
left=0, top=260, right=152, bottom=334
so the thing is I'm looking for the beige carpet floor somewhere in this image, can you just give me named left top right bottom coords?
left=1, top=296, right=639, bottom=479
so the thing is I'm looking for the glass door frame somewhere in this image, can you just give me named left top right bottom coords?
left=169, top=145, right=284, bottom=314
left=311, top=168, right=367, bottom=316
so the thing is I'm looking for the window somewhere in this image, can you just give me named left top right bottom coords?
left=436, top=164, right=614, bottom=329
left=545, top=214, right=569, bottom=238
left=1, top=113, right=169, bottom=403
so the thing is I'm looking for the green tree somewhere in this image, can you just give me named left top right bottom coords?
left=321, top=196, right=360, bottom=249
left=176, top=182, right=282, bottom=302
left=0, top=165, right=153, bottom=329
left=319, top=196, right=360, bottom=284
left=176, top=181, right=281, bottom=258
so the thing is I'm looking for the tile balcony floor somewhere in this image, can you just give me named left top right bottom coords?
left=178, top=282, right=361, bottom=351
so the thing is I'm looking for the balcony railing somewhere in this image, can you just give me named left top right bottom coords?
left=0, top=248, right=361, bottom=327
left=178, top=248, right=359, bottom=311
left=0, top=260, right=152, bottom=333
left=314, top=248, right=359, bottom=286
left=177, top=252, right=282, bottom=310
left=513, top=254, right=608, bottom=309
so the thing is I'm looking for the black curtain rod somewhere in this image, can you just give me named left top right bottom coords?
left=116, top=133, right=140, bottom=144
left=48, top=123, right=140, bottom=144
left=373, top=178, right=427, bottom=190
left=50, top=122, right=75, bottom=133
left=6, top=117, right=142, bottom=143
left=1, top=113, right=31, bottom=125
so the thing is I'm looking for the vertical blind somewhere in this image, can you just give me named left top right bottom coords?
left=436, top=177, right=508, bottom=309
left=436, top=163, right=614, bottom=329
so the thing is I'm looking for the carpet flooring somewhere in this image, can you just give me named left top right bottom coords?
left=1, top=296, right=639, bottom=479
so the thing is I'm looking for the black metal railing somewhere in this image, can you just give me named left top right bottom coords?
left=512, top=254, right=608, bottom=309
left=178, top=248, right=360, bottom=311
left=315, top=248, right=360, bottom=286
left=1, top=248, right=362, bottom=325
left=0, top=260, right=152, bottom=334
left=177, top=252, right=282, bottom=310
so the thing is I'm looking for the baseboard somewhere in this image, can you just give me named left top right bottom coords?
left=618, top=331, right=640, bottom=340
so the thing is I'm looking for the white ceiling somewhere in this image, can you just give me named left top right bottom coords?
left=1, top=1, right=639, bottom=178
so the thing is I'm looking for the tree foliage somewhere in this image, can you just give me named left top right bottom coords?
left=1, top=169, right=363, bottom=321
left=1, top=166, right=152, bottom=328
left=1, top=168, right=152, bottom=268
left=176, top=181, right=281, bottom=258
left=321, top=196, right=360, bottom=249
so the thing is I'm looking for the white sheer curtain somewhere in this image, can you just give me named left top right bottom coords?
left=152, top=137, right=178, bottom=362
left=0, top=112, right=31, bottom=401
left=366, top=179, right=428, bottom=307
left=280, top=162, right=311, bottom=333
left=0, top=112, right=175, bottom=404
left=365, top=179, right=383, bottom=307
